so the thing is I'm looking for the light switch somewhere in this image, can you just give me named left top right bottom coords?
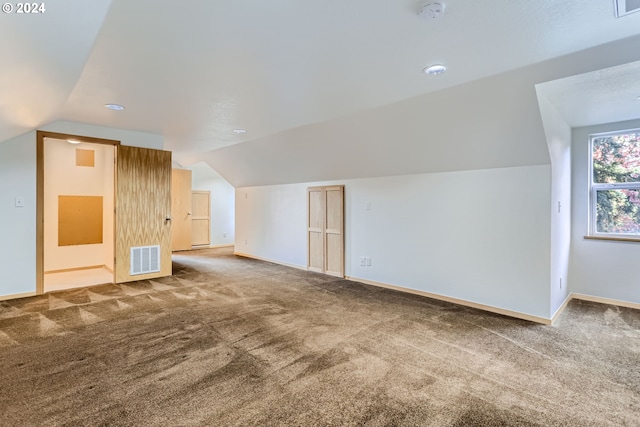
left=15, top=197, right=25, bottom=207
left=365, top=201, right=372, bottom=211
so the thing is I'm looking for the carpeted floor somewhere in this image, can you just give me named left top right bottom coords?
left=0, top=247, right=638, bottom=426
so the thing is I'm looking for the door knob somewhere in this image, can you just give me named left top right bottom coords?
left=188, top=211, right=192, bottom=216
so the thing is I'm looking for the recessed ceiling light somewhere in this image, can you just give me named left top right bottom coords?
left=105, top=104, right=125, bottom=111
left=67, top=139, right=82, bottom=144
left=233, top=129, right=247, bottom=134
left=424, top=64, right=447, bottom=75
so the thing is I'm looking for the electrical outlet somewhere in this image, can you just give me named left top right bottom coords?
left=223, top=232, right=226, bottom=238
left=366, top=257, right=371, bottom=266
left=244, top=239, right=248, bottom=245
left=360, top=257, right=366, bottom=266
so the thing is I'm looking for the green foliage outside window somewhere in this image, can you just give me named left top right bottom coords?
left=592, top=133, right=640, bottom=234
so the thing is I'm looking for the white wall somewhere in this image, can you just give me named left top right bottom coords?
left=569, top=119, right=640, bottom=304
left=0, top=131, right=37, bottom=297
left=190, top=162, right=235, bottom=246
left=0, top=122, right=163, bottom=298
left=43, top=138, right=114, bottom=272
left=537, top=93, right=572, bottom=315
left=236, top=165, right=552, bottom=319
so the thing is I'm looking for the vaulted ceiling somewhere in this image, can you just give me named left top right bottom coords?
left=2, top=1, right=640, bottom=186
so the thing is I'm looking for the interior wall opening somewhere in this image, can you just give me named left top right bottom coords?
left=43, top=137, right=115, bottom=292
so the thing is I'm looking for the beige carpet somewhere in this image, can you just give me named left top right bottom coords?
left=0, top=247, right=638, bottom=426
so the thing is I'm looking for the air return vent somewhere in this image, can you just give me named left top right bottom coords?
left=615, top=0, right=640, bottom=17
left=130, top=245, right=160, bottom=276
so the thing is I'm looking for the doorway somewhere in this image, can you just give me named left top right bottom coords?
left=36, top=132, right=174, bottom=294
left=40, top=135, right=117, bottom=292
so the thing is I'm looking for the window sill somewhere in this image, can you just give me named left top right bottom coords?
left=584, top=235, right=640, bottom=243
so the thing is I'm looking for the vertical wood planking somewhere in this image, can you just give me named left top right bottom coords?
left=115, top=145, right=172, bottom=283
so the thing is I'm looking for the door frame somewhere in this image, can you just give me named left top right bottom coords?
left=36, top=131, right=120, bottom=295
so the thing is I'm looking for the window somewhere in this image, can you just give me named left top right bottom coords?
left=589, top=130, right=640, bottom=237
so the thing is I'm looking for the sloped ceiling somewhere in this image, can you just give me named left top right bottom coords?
left=0, top=0, right=111, bottom=139
left=536, top=60, right=640, bottom=128
left=2, top=1, right=640, bottom=186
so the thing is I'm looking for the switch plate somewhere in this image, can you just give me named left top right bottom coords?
left=360, top=257, right=366, bottom=266
left=365, top=257, right=371, bottom=266
left=15, top=197, right=25, bottom=207
left=365, top=201, right=372, bottom=211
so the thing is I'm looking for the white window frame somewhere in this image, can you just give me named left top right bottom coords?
left=588, top=129, right=640, bottom=238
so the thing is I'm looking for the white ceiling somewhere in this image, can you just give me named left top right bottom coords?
left=536, top=60, right=640, bottom=128
left=2, top=0, right=640, bottom=175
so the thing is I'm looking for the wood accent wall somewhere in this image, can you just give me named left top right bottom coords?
left=115, top=145, right=172, bottom=283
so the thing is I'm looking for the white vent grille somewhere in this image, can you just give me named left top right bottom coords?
left=130, top=245, right=160, bottom=276
left=615, top=0, right=640, bottom=17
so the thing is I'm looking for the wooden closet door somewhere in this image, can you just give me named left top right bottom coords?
left=191, top=191, right=211, bottom=246
left=324, top=186, right=344, bottom=277
left=115, top=146, right=172, bottom=283
left=171, top=168, right=193, bottom=251
left=307, top=187, right=325, bottom=273
left=307, top=185, right=344, bottom=277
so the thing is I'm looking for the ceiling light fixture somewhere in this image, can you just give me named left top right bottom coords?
left=424, top=64, right=447, bottom=75
left=233, top=129, right=247, bottom=134
left=67, top=139, right=82, bottom=144
left=418, top=2, right=445, bottom=20
left=105, top=103, right=125, bottom=111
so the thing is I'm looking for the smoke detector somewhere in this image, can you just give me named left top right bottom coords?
left=418, top=2, right=445, bottom=20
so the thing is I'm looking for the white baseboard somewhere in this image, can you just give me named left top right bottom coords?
left=209, top=252, right=640, bottom=323
left=0, top=291, right=37, bottom=301
left=44, top=265, right=105, bottom=275
left=550, top=294, right=573, bottom=324
left=346, top=276, right=552, bottom=325
left=188, top=244, right=235, bottom=250
left=233, top=252, right=307, bottom=271
left=571, top=293, right=640, bottom=310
